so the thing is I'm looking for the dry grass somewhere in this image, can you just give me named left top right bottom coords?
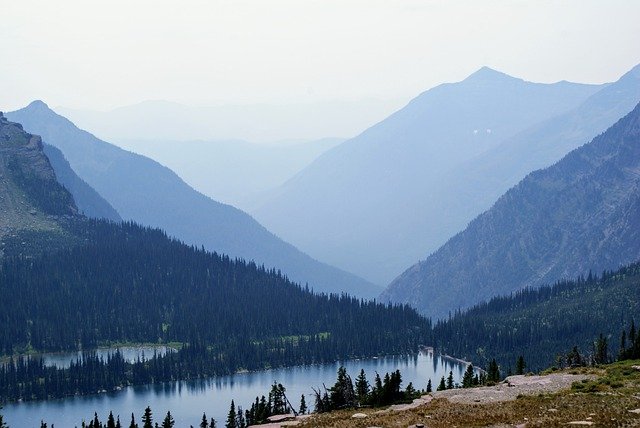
left=298, top=361, right=640, bottom=427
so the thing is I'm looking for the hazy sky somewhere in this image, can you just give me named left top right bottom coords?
left=2, top=0, right=640, bottom=111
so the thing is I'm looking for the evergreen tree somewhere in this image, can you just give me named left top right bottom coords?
left=437, top=376, right=446, bottom=391
left=199, top=414, right=208, bottom=428
left=269, top=383, right=288, bottom=414
left=129, top=413, right=137, bottom=428
left=225, top=400, right=236, bottom=428
left=405, top=382, right=416, bottom=398
left=594, top=334, right=608, bottom=364
left=329, top=366, right=355, bottom=409
left=354, top=369, right=369, bottom=404
left=446, top=371, right=454, bottom=389
left=426, top=378, right=432, bottom=393
left=0, top=408, right=7, bottom=428
left=516, top=356, right=526, bottom=375
left=487, top=359, right=501, bottom=382
left=462, top=364, right=474, bottom=388
left=116, top=416, right=122, bottom=428
left=210, top=419, right=216, bottom=428
left=235, top=407, right=245, bottom=428
left=141, top=407, right=153, bottom=428
left=161, top=412, right=174, bottom=428
left=299, top=394, right=307, bottom=415
left=619, top=329, right=628, bottom=360
left=107, top=412, right=116, bottom=428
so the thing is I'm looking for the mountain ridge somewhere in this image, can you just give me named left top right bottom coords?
left=6, top=103, right=380, bottom=298
left=381, top=101, right=640, bottom=318
left=253, top=67, right=606, bottom=284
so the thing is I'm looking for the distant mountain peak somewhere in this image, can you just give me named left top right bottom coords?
left=464, top=66, right=516, bottom=83
left=26, top=100, right=51, bottom=110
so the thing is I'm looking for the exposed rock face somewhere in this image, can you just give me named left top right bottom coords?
left=0, top=113, right=81, bottom=256
left=382, top=102, right=640, bottom=318
left=0, top=113, right=78, bottom=220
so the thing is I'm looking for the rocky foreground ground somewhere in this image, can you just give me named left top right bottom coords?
left=276, top=360, right=640, bottom=427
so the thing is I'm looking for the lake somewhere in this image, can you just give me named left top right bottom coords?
left=2, top=350, right=468, bottom=427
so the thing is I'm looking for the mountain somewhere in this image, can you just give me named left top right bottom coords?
left=7, top=102, right=380, bottom=298
left=42, top=144, right=121, bottom=222
left=112, top=137, right=343, bottom=211
left=426, top=64, right=640, bottom=248
left=0, top=112, right=428, bottom=396
left=252, top=67, right=604, bottom=284
left=382, top=101, right=640, bottom=319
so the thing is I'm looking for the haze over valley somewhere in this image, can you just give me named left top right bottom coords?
left=1, top=1, right=640, bottom=427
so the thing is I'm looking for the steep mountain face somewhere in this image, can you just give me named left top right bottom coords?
left=382, top=102, right=640, bottom=319
left=427, top=64, right=640, bottom=242
left=7, top=103, right=380, bottom=298
left=0, top=112, right=79, bottom=257
left=42, top=144, right=121, bottom=222
left=253, top=68, right=604, bottom=284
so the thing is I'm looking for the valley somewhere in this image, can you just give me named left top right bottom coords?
left=1, top=4, right=640, bottom=426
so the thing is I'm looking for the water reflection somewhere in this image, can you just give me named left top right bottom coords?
left=3, top=350, right=469, bottom=428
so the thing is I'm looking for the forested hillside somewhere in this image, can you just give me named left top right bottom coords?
left=0, top=220, right=427, bottom=355
left=432, top=262, right=640, bottom=371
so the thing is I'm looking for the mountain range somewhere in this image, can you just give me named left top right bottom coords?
left=6, top=102, right=380, bottom=298
left=382, top=101, right=640, bottom=319
left=252, top=67, right=608, bottom=285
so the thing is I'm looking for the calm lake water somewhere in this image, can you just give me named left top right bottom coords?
left=2, top=350, right=468, bottom=428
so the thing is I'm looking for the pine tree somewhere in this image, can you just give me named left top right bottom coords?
left=225, top=400, right=236, bottom=428
left=619, top=329, right=628, bottom=360
left=437, top=376, right=446, bottom=391
left=210, top=419, right=216, bottom=428
left=446, top=371, right=454, bottom=389
left=354, top=369, right=369, bottom=404
left=116, top=416, right=122, bottom=428
left=487, top=359, right=501, bottom=382
left=129, top=413, right=137, bottom=428
left=516, top=356, right=526, bottom=375
left=0, top=408, right=7, bottom=428
left=142, top=407, right=153, bottom=428
left=235, top=407, right=245, bottom=428
left=405, top=382, right=416, bottom=398
left=299, top=394, right=307, bottom=415
left=108, top=412, right=116, bottom=428
left=462, top=364, right=474, bottom=388
left=162, top=412, right=175, bottom=428
left=199, top=414, right=208, bottom=428
left=594, top=334, right=608, bottom=364
left=426, top=378, right=432, bottom=393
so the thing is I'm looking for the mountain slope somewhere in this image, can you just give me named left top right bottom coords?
left=431, top=262, right=640, bottom=371
left=6, top=102, right=380, bottom=298
left=427, top=64, right=640, bottom=242
left=42, top=144, right=121, bottom=222
left=253, top=68, right=603, bottom=284
left=382, top=102, right=640, bottom=319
